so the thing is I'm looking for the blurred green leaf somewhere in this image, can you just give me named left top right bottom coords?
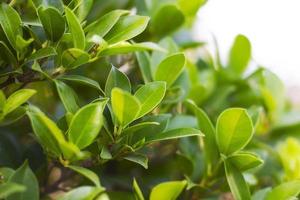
left=227, top=152, right=263, bottom=171
left=76, top=0, right=93, bottom=22
left=124, top=153, right=148, bottom=169
left=0, top=41, right=17, bottom=66
left=133, top=179, right=145, bottom=200
left=59, top=75, right=103, bottom=93
left=61, top=48, right=90, bottom=69
left=265, top=181, right=300, bottom=200
left=68, top=165, right=101, bottom=187
left=0, top=182, right=25, bottom=199
left=58, top=186, right=104, bottom=200
left=135, top=51, right=152, bottom=83
left=149, top=180, right=187, bottom=200
left=27, top=47, right=57, bottom=62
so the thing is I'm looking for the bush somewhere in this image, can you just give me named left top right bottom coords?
left=0, top=0, right=300, bottom=199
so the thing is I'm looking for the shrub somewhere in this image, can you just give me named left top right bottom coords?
left=0, top=0, right=300, bottom=199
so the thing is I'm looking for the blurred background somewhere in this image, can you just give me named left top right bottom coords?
left=195, top=0, right=300, bottom=103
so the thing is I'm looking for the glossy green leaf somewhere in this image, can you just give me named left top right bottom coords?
left=216, top=108, right=253, bottom=155
left=59, top=75, right=103, bottom=93
left=227, top=152, right=263, bottom=171
left=105, top=66, right=131, bottom=97
left=0, top=182, right=25, bottom=199
left=149, top=180, right=187, bottom=200
left=0, top=3, right=22, bottom=49
left=3, top=89, right=36, bottom=115
left=124, top=153, right=148, bottom=169
left=58, top=186, right=104, bottom=200
left=265, top=181, right=300, bottom=200
left=85, top=9, right=130, bottom=39
left=134, top=81, right=166, bottom=118
left=7, top=161, right=39, bottom=200
left=27, top=105, right=66, bottom=156
left=104, top=15, right=149, bottom=44
left=224, top=160, right=251, bottom=200
left=111, top=88, right=141, bottom=127
left=65, top=6, right=85, bottom=49
left=228, top=34, right=251, bottom=75
left=146, top=128, right=203, bottom=143
left=133, top=179, right=145, bottom=200
left=27, top=47, right=57, bottom=62
left=54, top=80, right=79, bottom=114
left=0, top=41, right=17, bottom=66
left=136, top=51, right=152, bottom=83
left=68, top=101, right=107, bottom=149
left=61, top=48, right=90, bottom=69
left=68, top=165, right=101, bottom=187
left=154, top=53, right=186, bottom=88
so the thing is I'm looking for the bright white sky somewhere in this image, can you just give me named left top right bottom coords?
left=195, top=0, right=300, bottom=86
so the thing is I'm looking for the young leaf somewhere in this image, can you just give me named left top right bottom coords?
left=134, top=81, right=166, bottom=118
left=104, top=15, right=150, bottom=44
left=54, top=80, right=79, bottom=114
left=68, top=165, right=101, bottom=187
left=228, top=34, right=251, bottom=75
left=3, top=89, right=36, bottom=115
left=227, top=152, right=263, bottom=171
left=7, top=161, right=39, bottom=200
left=105, top=66, right=131, bottom=97
left=27, top=47, right=57, bottom=62
left=0, top=3, right=22, bottom=50
left=265, top=181, right=300, bottom=200
left=59, top=75, right=103, bottom=93
left=124, top=153, right=148, bottom=169
left=133, top=179, right=145, bottom=200
left=61, top=48, right=90, bottom=69
left=38, top=6, right=65, bottom=42
left=68, top=101, right=107, bottom=149
left=64, top=6, right=85, bottom=49
left=154, top=53, right=186, bottom=88
left=111, top=88, right=141, bottom=127
left=145, top=128, right=203, bottom=144
left=216, top=108, right=253, bottom=155
left=224, top=160, right=251, bottom=200
left=0, top=183, right=25, bottom=199
left=85, top=9, right=130, bottom=39
left=135, top=51, right=152, bottom=83
left=27, top=105, right=66, bottom=156
left=58, top=186, right=104, bottom=200
left=149, top=180, right=187, bottom=200
left=15, top=35, right=33, bottom=53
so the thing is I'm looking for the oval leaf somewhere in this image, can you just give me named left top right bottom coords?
left=150, top=180, right=187, bottom=200
left=227, top=152, right=263, bottom=171
left=68, top=165, right=101, bottom=187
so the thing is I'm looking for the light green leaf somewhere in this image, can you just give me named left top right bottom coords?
left=27, top=47, right=57, bottom=62
left=54, top=80, right=79, bottom=114
left=7, top=161, right=39, bottom=200
left=85, top=9, right=130, bottom=39
left=68, top=165, right=101, bottom=187
left=68, top=101, right=107, bottom=149
left=104, top=15, right=149, bottom=44
left=145, top=128, right=203, bottom=143
left=105, top=65, right=131, bottom=97
left=134, top=81, right=166, bottom=118
left=0, top=41, right=17, bottom=66
left=251, top=187, right=271, bottom=200
left=124, top=153, right=148, bottom=169
left=228, top=34, right=251, bottom=75
left=111, top=88, right=141, bottom=127
left=133, top=179, right=145, bottom=200
left=76, top=0, right=93, bottom=21
left=154, top=53, right=186, bottom=88
left=0, top=182, right=25, bottom=199
left=122, top=122, right=160, bottom=137
left=61, top=48, right=90, bottom=69
left=150, top=180, right=187, bottom=200
left=0, top=89, right=6, bottom=111
left=59, top=75, right=103, bottom=93
left=15, top=35, right=33, bottom=53
left=135, top=51, right=152, bottom=83
left=0, top=3, right=22, bottom=50
left=224, top=160, right=251, bottom=200
left=58, top=186, right=104, bottom=200
left=64, top=6, right=85, bottom=49
left=216, top=108, right=253, bottom=155
left=227, top=152, right=263, bottom=171
left=265, top=181, right=300, bottom=200
left=3, top=89, right=36, bottom=115
left=0, top=167, right=14, bottom=182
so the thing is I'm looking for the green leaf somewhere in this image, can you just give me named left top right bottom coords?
left=111, top=88, right=141, bottom=127
left=0, top=89, right=5, bottom=111
left=133, top=179, right=145, bottom=200
left=251, top=187, right=271, bottom=200
left=61, top=48, right=90, bottom=69
left=3, top=89, right=36, bottom=115
left=104, top=15, right=149, bottom=44
left=59, top=75, right=103, bottom=93
left=27, top=105, right=66, bottom=156
left=151, top=4, right=185, bottom=38
left=145, top=128, right=203, bottom=144
left=0, top=107, right=26, bottom=126
left=98, top=42, right=165, bottom=56
left=15, top=35, right=33, bottom=53
left=0, top=3, right=22, bottom=50
left=54, top=80, right=79, bottom=114
left=228, top=34, right=251, bottom=75
left=134, top=81, right=166, bottom=118
left=0, top=41, right=17, bottom=66
left=124, top=153, right=148, bottom=169
left=227, top=152, right=263, bottom=171
left=135, top=51, right=152, bottom=83
left=58, top=186, right=104, bottom=200
left=265, top=181, right=300, bottom=200
left=68, top=165, right=101, bottom=187
left=0, top=167, right=14, bottom=182
left=68, top=100, right=107, bottom=149
left=105, top=65, right=131, bottom=97
left=122, top=122, right=160, bottom=137
left=76, top=0, right=93, bottom=21
left=27, top=47, right=57, bottom=62
left=0, top=182, right=25, bottom=199
left=64, top=6, right=85, bottom=49
left=149, top=180, right=187, bottom=200
left=85, top=9, right=130, bottom=39
left=216, top=108, right=253, bottom=155
left=224, top=160, right=251, bottom=200
left=7, top=161, right=39, bottom=200
left=154, top=53, right=186, bottom=88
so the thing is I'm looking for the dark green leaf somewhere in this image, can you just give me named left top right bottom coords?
left=0, top=41, right=17, bottom=66
left=124, top=153, right=148, bottom=169
left=27, top=47, right=57, bottom=62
